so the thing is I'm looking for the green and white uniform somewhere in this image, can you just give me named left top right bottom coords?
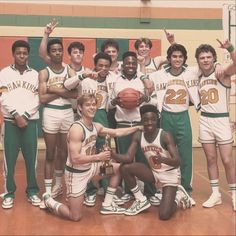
left=150, top=66, right=200, bottom=193
left=198, top=71, right=233, bottom=144
left=0, top=65, right=40, bottom=199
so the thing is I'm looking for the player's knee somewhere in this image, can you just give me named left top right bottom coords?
left=120, top=164, right=131, bottom=176
left=159, top=210, right=172, bottom=221
left=69, top=213, right=82, bottom=222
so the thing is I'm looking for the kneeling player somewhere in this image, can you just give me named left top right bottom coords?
left=111, top=104, right=192, bottom=220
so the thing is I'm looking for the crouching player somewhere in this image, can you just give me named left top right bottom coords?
left=42, top=93, right=142, bottom=221
left=111, top=104, right=192, bottom=220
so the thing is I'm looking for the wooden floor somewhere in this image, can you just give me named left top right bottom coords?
left=0, top=147, right=235, bottom=236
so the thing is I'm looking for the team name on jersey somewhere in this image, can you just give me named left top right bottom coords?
left=84, top=134, right=97, bottom=146
left=6, top=80, right=37, bottom=93
left=48, top=76, right=65, bottom=86
left=82, top=88, right=96, bottom=94
left=142, top=145, right=162, bottom=154
left=199, top=79, right=217, bottom=89
left=167, top=79, right=185, bottom=86
left=155, top=82, right=167, bottom=91
left=97, top=84, right=108, bottom=92
left=185, top=79, right=199, bottom=88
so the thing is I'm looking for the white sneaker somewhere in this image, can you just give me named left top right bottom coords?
left=176, top=185, right=192, bottom=209
left=2, top=197, right=14, bottom=209
left=84, top=194, right=96, bottom=207
left=113, top=195, right=125, bottom=206
left=202, top=193, right=222, bottom=208
left=190, top=197, right=196, bottom=206
left=28, top=195, right=41, bottom=206
left=149, top=193, right=162, bottom=206
left=39, top=193, right=49, bottom=209
left=124, top=199, right=151, bottom=216
left=120, top=194, right=133, bottom=203
left=100, top=202, right=126, bottom=215
left=51, top=184, right=63, bottom=198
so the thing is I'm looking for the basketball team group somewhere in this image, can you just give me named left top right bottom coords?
left=0, top=19, right=235, bottom=221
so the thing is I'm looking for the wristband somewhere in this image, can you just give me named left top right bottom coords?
left=140, top=75, right=149, bottom=81
left=78, top=74, right=86, bottom=81
left=226, top=45, right=234, bottom=53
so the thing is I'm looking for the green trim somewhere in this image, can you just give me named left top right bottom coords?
left=45, top=104, right=72, bottom=110
left=0, top=15, right=222, bottom=30
left=201, top=112, right=229, bottom=118
left=65, top=165, right=90, bottom=173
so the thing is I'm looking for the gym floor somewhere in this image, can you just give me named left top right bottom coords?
left=0, top=147, right=235, bottom=235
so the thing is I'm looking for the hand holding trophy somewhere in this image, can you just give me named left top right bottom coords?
left=99, top=134, right=114, bottom=176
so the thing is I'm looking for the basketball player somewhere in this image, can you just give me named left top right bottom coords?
left=42, top=93, right=142, bottom=221
left=0, top=40, right=41, bottom=209
left=147, top=44, right=200, bottom=206
left=110, top=51, right=158, bottom=203
left=196, top=39, right=236, bottom=211
left=111, top=104, right=192, bottom=219
left=38, top=38, right=78, bottom=208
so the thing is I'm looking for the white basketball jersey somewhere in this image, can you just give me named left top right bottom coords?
left=46, top=66, right=71, bottom=106
left=141, top=129, right=179, bottom=173
left=199, top=72, right=230, bottom=114
left=66, top=120, right=97, bottom=171
left=162, top=69, right=190, bottom=112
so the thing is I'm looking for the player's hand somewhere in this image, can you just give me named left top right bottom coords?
left=164, top=28, right=175, bottom=45
left=142, top=77, right=154, bottom=95
left=137, top=55, right=145, bottom=65
left=216, top=39, right=232, bottom=49
left=15, top=115, right=28, bottom=128
left=214, top=63, right=224, bottom=79
left=98, top=150, right=111, bottom=161
left=111, top=97, right=121, bottom=107
left=82, top=69, right=100, bottom=80
left=45, top=18, right=58, bottom=35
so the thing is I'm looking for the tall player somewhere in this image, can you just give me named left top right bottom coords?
left=196, top=39, right=236, bottom=211
left=38, top=38, right=77, bottom=208
left=42, top=93, right=142, bottom=221
left=0, top=40, right=41, bottom=209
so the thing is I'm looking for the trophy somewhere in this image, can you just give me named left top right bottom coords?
left=99, top=134, right=114, bottom=177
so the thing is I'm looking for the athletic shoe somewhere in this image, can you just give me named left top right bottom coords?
left=28, top=195, right=41, bottom=206
left=190, top=197, right=196, bottom=206
left=39, top=193, right=49, bottom=209
left=120, top=193, right=133, bottom=203
left=100, top=202, right=126, bottom=215
left=124, top=199, right=151, bottom=216
left=176, top=185, right=192, bottom=209
left=51, top=184, right=63, bottom=198
left=149, top=193, right=162, bottom=206
left=84, top=194, right=96, bottom=207
left=202, top=193, right=222, bottom=208
left=2, top=197, right=14, bottom=209
left=113, top=195, right=125, bottom=205
left=43, top=192, right=53, bottom=209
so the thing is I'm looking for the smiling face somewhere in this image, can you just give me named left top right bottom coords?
left=141, top=112, right=157, bottom=134
left=137, top=42, right=151, bottom=58
left=168, top=51, right=185, bottom=70
left=78, top=97, right=97, bottom=119
left=104, top=46, right=119, bottom=63
left=95, top=58, right=111, bottom=78
left=122, top=56, right=138, bottom=78
left=197, top=51, right=215, bottom=75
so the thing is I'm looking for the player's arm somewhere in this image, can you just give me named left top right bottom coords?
left=111, top=130, right=141, bottom=163
left=217, top=39, right=236, bottom=85
left=68, top=124, right=110, bottom=165
left=95, top=122, right=143, bottom=138
left=38, top=19, right=58, bottom=65
left=38, top=69, right=59, bottom=104
left=157, top=130, right=181, bottom=168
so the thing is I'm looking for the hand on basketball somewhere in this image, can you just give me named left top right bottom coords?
left=45, top=18, right=58, bottom=35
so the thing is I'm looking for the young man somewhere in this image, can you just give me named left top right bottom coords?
left=110, top=51, right=159, bottom=204
left=38, top=38, right=77, bottom=208
left=42, top=93, right=142, bottom=221
left=111, top=104, right=192, bottom=219
left=0, top=40, right=41, bottom=209
left=196, top=39, right=236, bottom=211
left=148, top=44, right=200, bottom=205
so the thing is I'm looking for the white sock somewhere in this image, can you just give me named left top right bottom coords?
left=54, top=170, right=63, bottom=186
left=46, top=197, right=62, bottom=213
left=131, top=185, right=146, bottom=202
left=210, top=179, right=220, bottom=195
left=45, top=179, right=53, bottom=194
left=229, top=183, right=236, bottom=199
left=103, top=187, right=116, bottom=206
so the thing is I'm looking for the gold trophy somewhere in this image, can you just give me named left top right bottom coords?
left=99, top=134, right=114, bottom=177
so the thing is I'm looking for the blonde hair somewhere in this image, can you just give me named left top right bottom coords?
left=77, top=93, right=97, bottom=107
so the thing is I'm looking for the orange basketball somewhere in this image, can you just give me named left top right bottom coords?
left=117, top=88, right=142, bottom=109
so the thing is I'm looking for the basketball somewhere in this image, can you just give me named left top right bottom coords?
left=117, top=88, right=142, bottom=109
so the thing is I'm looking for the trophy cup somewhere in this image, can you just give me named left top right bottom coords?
left=99, top=134, right=114, bottom=177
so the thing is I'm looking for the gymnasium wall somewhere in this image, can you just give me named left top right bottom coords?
left=0, top=1, right=235, bottom=145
